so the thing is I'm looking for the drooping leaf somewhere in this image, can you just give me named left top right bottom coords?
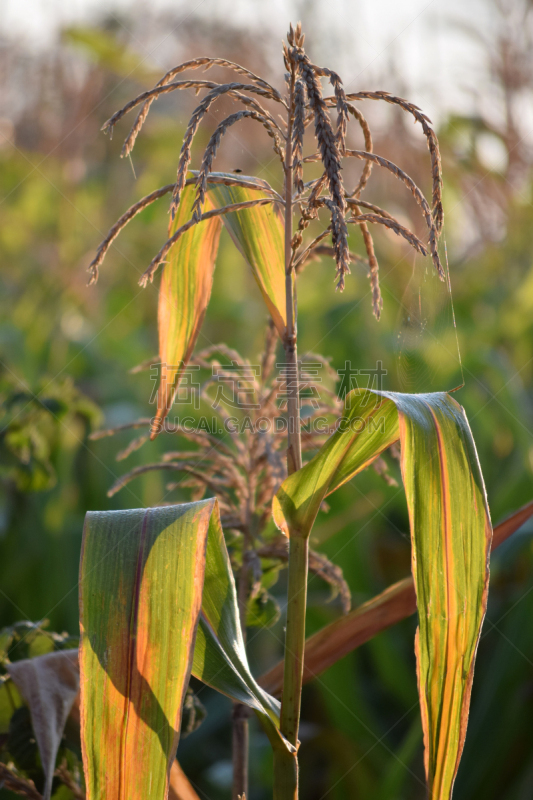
left=260, top=497, right=533, bottom=697
left=191, top=507, right=288, bottom=750
left=7, top=650, right=79, bottom=800
left=273, top=389, right=492, bottom=800
left=273, top=390, right=400, bottom=538
left=79, top=502, right=212, bottom=800
left=152, top=186, right=221, bottom=438
left=79, top=500, right=289, bottom=800
left=208, top=179, right=287, bottom=337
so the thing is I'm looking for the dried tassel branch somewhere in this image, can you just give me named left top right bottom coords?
left=296, top=56, right=345, bottom=215
left=312, top=66, right=349, bottom=155
left=292, top=79, right=306, bottom=194
left=116, top=435, right=149, bottom=461
left=350, top=202, right=382, bottom=319
left=343, top=90, right=443, bottom=231
left=348, top=213, right=428, bottom=255
left=345, top=102, right=373, bottom=196
left=122, top=56, right=285, bottom=157
left=169, top=82, right=285, bottom=216
left=88, top=174, right=281, bottom=284
left=87, top=183, right=175, bottom=284
left=107, top=462, right=234, bottom=500
left=344, top=149, right=444, bottom=277
left=88, top=419, right=151, bottom=440
left=349, top=199, right=397, bottom=220
left=324, top=199, right=351, bottom=291
left=193, top=110, right=284, bottom=221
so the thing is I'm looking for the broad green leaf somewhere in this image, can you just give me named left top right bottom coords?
left=273, top=390, right=400, bottom=538
left=273, top=389, right=492, bottom=800
left=208, top=180, right=287, bottom=337
left=152, top=186, right=221, bottom=438
left=80, top=502, right=213, bottom=800
left=80, top=500, right=289, bottom=800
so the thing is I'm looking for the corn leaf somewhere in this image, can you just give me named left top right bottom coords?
left=152, top=186, right=221, bottom=438
left=273, top=391, right=400, bottom=538
left=259, top=498, right=533, bottom=699
left=208, top=179, right=287, bottom=337
left=273, top=389, right=492, bottom=800
left=192, top=508, right=281, bottom=728
left=79, top=499, right=287, bottom=800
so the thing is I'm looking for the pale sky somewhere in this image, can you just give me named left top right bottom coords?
left=2, top=0, right=492, bottom=122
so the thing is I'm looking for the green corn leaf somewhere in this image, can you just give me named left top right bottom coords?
left=79, top=499, right=289, bottom=800
left=152, top=186, right=221, bottom=438
left=273, top=389, right=492, bottom=800
left=273, top=390, right=400, bottom=538
left=208, top=179, right=287, bottom=337
left=191, top=507, right=282, bottom=731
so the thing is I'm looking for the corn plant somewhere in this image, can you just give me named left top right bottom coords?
left=73, top=21, right=495, bottom=800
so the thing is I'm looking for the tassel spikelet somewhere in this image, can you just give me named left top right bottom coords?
left=93, top=21, right=444, bottom=321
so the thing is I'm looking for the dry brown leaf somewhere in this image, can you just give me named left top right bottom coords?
left=7, top=650, right=79, bottom=800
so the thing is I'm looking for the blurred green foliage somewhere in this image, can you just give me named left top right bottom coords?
left=1, top=17, right=533, bottom=800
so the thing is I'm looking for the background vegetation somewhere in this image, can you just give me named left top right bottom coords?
left=1, top=2, right=533, bottom=798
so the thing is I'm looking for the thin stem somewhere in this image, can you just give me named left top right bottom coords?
left=232, top=703, right=250, bottom=800
left=276, top=56, right=307, bottom=800
left=280, top=535, right=309, bottom=745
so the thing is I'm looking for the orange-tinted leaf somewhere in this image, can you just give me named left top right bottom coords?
left=151, top=186, right=221, bottom=438
left=260, top=497, right=533, bottom=698
left=79, top=502, right=213, bottom=800
left=273, top=389, right=492, bottom=800
left=79, top=500, right=287, bottom=800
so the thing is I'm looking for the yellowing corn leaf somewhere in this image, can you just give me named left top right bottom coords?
left=208, top=180, right=286, bottom=337
left=79, top=500, right=287, bottom=800
left=152, top=186, right=221, bottom=438
left=273, top=389, right=492, bottom=800
left=260, top=496, right=533, bottom=698
left=152, top=175, right=285, bottom=438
